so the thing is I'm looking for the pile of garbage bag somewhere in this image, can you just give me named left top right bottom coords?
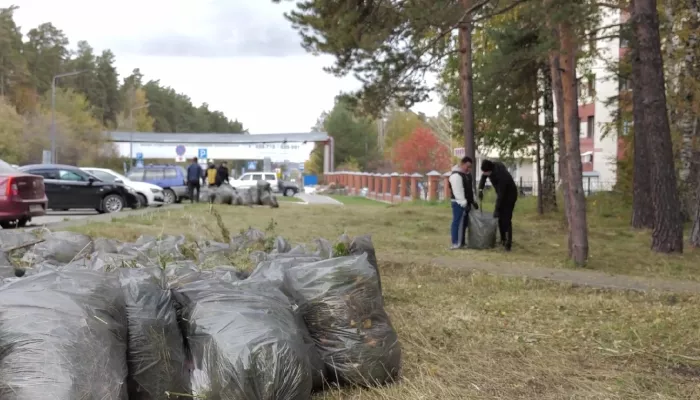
left=0, top=228, right=401, bottom=399
left=200, top=181, right=279, bottom=208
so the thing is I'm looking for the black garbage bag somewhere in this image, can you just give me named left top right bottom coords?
left=93, top=237, right=121, bottom=253
left=172, top=279, right=314, bottom=399
left=0, top=251, right=10, bottom=267
left=284, top=254, right=402, bottom=386
left=240, top=189, right=254, bottom=205
left=349, top=235, right=382, bottom=295
left=119, top=268, right=190, bottom=400
left=0, top=270, right=128, bottom=399
left=260, top=191, right=280, bottom=208
left=136, top=235, right=188, bottom=261
left=251, top=186, right=261, bottom=205
left=232, top=192, right=244, bottom=205
left=466, top=210, right=498, bottom=249
left=0, top=230, right=38, bottom=249
left=214, top=184, right=235, bottom=205
left=25, top=231, right=93, bottom=264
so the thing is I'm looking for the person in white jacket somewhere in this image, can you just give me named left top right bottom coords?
left=448, top=156, right=478, bottom=249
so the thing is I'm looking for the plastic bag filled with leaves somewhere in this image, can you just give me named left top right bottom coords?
left=0, top=270, right=128, bottom=400
left=23, top=231, right=94, bottom=264
left=172, top=278, right=314, bottom=399
left=214, top=184, right=235, bottom=205
left=239, top=188, right=254, bottom=205
left=284, top=254, right=401, bottom=386
left=118, top=268, right=190, bottom=400
left=466, top=210, right=498, bottom=249
left=348, top=235, right=383, bottom=295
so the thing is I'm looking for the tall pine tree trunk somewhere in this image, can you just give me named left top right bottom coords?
left=558, top=21, right=589, bottom=266
left=458, top=0, right=476, bottom=183
left=549, top=36, right=572, bottom=256
left=633, top=0, right=684, bottom=253
left=540, top=63, right=557, bottom=213
left=630, top=41, right=655, bottom=229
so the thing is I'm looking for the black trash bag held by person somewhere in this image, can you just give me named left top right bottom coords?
left=284, top=254, right=402, bottom=386
left=119, top=268, right=190, bottom=400
left=466, top=209, right=498, bottom=249
left=172, top=278, right=314, bottom=400
left=0, top=270, right=128, bottom=400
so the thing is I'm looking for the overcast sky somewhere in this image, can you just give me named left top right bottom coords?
left=9, top=0, right=442, bottom=134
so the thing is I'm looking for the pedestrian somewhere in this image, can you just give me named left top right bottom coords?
left=215, top=161, right=230, bottom=186
left=478, top=159, right=518, bottom=251
left=448, top=156, right=478, bottom=250
left=186, top=157, right=203, bottom=203
left=206, top=160, right=217, bottom=187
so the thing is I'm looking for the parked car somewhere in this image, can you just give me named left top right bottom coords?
left=81, top=167, right=165, bottom=207
left=0, top=159, right=48, bottom=229
left=18, top=164, right=139, bottom=213
left=126, top=164, right=189, bottom=204
left=229, top=172, right=298, bottom=196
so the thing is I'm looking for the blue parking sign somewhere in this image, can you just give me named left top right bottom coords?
left=135, top=152, right=143, bottom=160
left=247, top=161, right=257, bottom=170
left=198, top=148, right=208, bottom=159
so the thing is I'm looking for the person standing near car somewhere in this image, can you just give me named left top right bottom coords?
left=478, top=159, right=518, bottom=251
left=186, top=157, right=203, bottom=203
left=448, top=156, right=478, bottom=249
left=206, top=160, right=217, bottom=187
left=215, top=161, right=230, bottom=186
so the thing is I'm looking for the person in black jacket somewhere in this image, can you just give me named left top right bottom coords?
left=215, top=161, right=230, bottom=186
left=478, top=159, right=518, bottom=251
left=448, top=156, right=478, bottom=249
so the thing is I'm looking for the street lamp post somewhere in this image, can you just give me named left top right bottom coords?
left=129, top=104, right=149, bottom=166
left=51, top=70, right=86, bottom=163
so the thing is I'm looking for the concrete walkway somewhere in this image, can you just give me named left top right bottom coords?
left=296, top=193, right=343, bottom=205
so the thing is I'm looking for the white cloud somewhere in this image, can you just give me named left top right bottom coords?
left=10, top=0, right=444, bottom=134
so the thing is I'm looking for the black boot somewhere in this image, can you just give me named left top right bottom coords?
left=504, top=229, right=512, bottom=251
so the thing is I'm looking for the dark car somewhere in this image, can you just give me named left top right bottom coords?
left=18, top=164, right=139, bottom=213
left=0, top=159, right=48, bottom=229
left=278, top=180, right=300, bottom=197
left=126, top=164, right=189, bottom=204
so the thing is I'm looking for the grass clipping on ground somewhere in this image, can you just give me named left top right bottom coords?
left=68, top=201, right=700, bottom=399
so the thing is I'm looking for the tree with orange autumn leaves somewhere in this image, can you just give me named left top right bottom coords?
left=391, top=126, right=452, bottom=175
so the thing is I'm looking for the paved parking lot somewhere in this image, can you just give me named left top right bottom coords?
left=24, top=206, right=184, bottom=229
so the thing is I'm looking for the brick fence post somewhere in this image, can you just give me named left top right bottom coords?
left=443, top=171, right=451, bottom=201
left=373, top=174, right=381, bottom=199
left=427, top=170, right=441, bottom=202
left=400, top=173, right=408, bottom=201
left=410, top=173, right=422, bottom=200
left=390, top=173, right=399, bottom=203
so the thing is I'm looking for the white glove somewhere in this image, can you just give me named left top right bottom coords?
left=457, top=199, right=467, bottom=208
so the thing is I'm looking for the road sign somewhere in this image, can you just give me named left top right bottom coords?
left=175, top=156, right=186, bottom=163
left=453, top=147, right=465, bottom=157
left=135, top=152, right=143, bottom=160
left=298, top=164, right=305, bottom=172
left=247, top=161, right=257, bottom=170
left=175, top=145, right=186, bottom=156
left=198, top=148, right=208, bottom=159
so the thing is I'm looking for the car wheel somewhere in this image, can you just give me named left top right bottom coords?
left=0, top=221, right=15, bottom=229
left=163, top=189, right=176, bottom=204
left=137, top=194, right=148, bottom=208
left=16, top=217, right=28, bottom=228
left=284, top=188, right=296, bottom=197
left=102, top=194, right=124, bottom=213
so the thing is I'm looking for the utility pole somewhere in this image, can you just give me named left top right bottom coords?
left=50, top=70, right=85, bottom=163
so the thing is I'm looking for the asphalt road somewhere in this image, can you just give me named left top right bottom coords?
left=29, top=210, right=101, bottom=226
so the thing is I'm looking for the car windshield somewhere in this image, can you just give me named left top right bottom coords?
left=0, top=159, right=17, bottom=174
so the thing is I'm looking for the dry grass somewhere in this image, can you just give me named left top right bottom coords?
left=66, top=198, right=700, bottom=399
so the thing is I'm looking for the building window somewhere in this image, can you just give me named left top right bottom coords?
left=587, top=115, right=595, bottom=138
left=622, top=120, right=632, bottom=136
left=620, top=78, right=632, bottom=91
left=587, top=75, right=596, bottom=96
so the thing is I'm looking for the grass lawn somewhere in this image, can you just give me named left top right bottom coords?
left=66, top=197, right=700, bottom=399
left=330, top=194, right=387, bottom=206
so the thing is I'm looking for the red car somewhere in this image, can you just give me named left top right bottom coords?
left=0, top=160, right=48, bottom=229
